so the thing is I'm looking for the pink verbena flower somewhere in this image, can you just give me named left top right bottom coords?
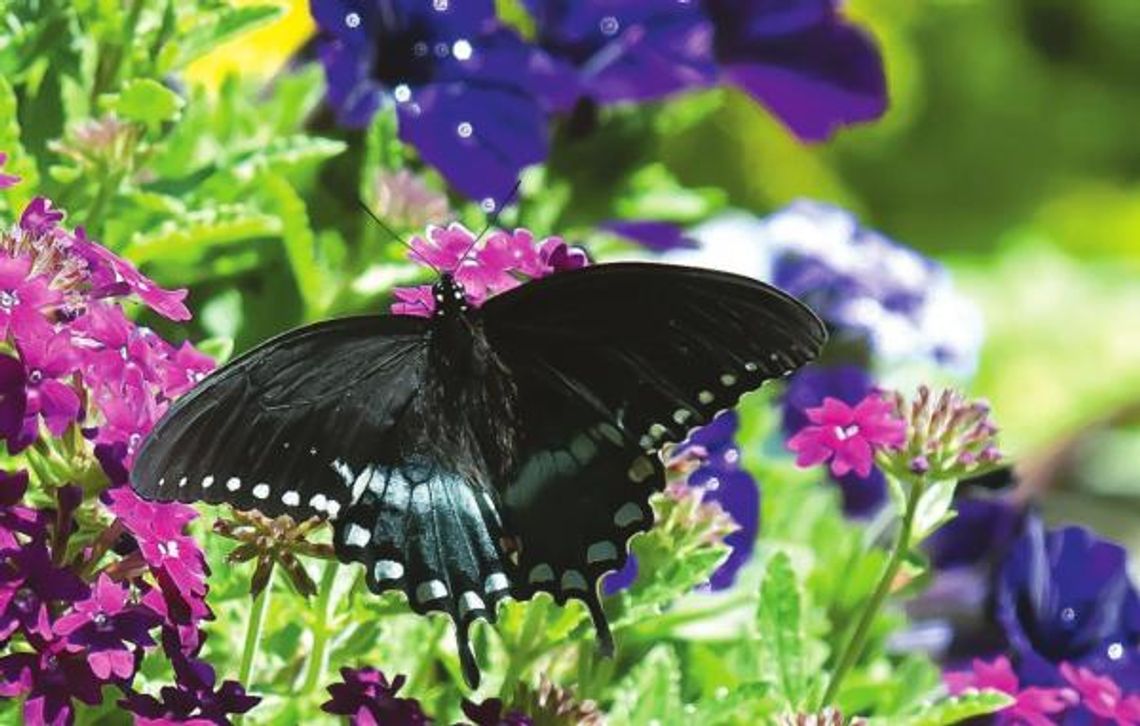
left=53, top=574, right=159, bottom=681
left=392, top=224, right=589, bottom=317
left=786, top=394, right=906, bottom=478
left=0, top=255, right=61, bottom=344
left=16, top=325, right=81, bottom=436
left=1061, top=662, right=1140, bottom=724
left=0, top=152, right=20, bottom=189
left=945, top=656, right=1075, bottom=726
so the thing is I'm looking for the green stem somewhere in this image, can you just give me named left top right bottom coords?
left=820, top=476, right=925, bottom=708
left=301, top=562, right=340, bottom=694
left=237, top=569, right=273, bottom=722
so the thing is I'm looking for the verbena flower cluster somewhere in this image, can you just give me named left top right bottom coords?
left=312, top=0, right=886, bottom=201
left=0, top=184, right=257, bottom=724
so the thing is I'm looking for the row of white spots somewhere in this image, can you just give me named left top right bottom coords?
left=165, top=473, right=336, bottom=517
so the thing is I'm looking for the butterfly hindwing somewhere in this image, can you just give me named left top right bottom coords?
left=331, top=458, right=511, bottom=688
left=132, top=315, right=429, bottom=521
left=481, top=263, right=825, bottom=641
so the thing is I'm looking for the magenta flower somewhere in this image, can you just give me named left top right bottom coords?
left=18, top=197, right=65, bottom=236
left=945, top=656, right=1075, bottom=726
left=0, top=541, right=89, bottom=642
left=321, top=667, right=429, bottom=725
left=93, top=369, right=167, bottom=462
left=72, top=303, right=163, bottom=391
left=1061, top=662, right=1140, bottom=724
left=0, top=152, right=19, bottom=189
left=786, top=394, right=906, bottom=478
left=71, top=228, right=190, bottom=321
left=150, top=341, right=214, bottom=400
left=0, top=639, right=104, bottom=725
left=17, top=326, right=80, bottom=436
left=0, top=255, right=61, bottom=344
left=393, top=224, right=589, bottom=317
left=53, top=574, right=159, bottom=681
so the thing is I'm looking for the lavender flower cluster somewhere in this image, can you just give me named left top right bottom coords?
left=0, top=178, right=256, bottom=724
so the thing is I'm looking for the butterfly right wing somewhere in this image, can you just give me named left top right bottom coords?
left=131, top=315, right=430, bottom=522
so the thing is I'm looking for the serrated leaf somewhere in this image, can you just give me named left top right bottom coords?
left=106, top=78, right=184, bottom=132
left=230, top=135, right=348, bottom=180
left=757, top=551, right=805, bottom=708
left=259, top=174, right=333, bottom=320
left=687, top=682, right=777, bottom=724
left=124, top=205, right=281, bottom=263
left=896, top=690, right=1013, bottom=726
left=608, top=645, right=683, bottom=726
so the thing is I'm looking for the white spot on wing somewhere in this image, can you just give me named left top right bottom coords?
left=561, top=570, right=588, bottom=592
left=529, top=563, right=555, bottom=584
left=587, top=541, right=618, bottom=564
left=459, top=591, right=485, bottom=617
left=744, top=361, right=758, bottom=372
left=252, top=483, right=269, bottom=500
left=178, top=477, right=187, bottom=488
left=673, top=409, right=692, bottom=425
left=597, top=422, right=624, bottom=446
left=202, top=476, right=214, bottom=489
left=309, top=493, right=328, bottom=511
left=345, top=523, right=370, bottom=548
left=485, top=572, right=509, bottom=593
left=614, top=502, right=644, bottom=527
left=226, top=477, right=241, bottom=492
left=699, top=390, right=714, bottom=405
left=569, top=433, right=596, bottom=462
left=627, top=456, right=654, bottom=483
left=282, top=490, right=300, bottom=507
left=325, top=500, right=341, bottom=519
left=720, top=373, right=737, bottom=386
left=416, top=579, right=447, bottom=603
left=374, top=560, right=404, bottom=580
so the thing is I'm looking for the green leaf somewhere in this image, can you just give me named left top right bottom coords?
left=608, top=645, right=683, bottom=726
left=0, top=75, right=39, bottom=214
left=893, top=690, right=1014, bottom=726
left=196, top=337, right=235, bottom=366
left=106, top=78, right=184, bottom=132
left=912, top=479, right=958, bottom=543
left=686, top=682, right=778, bottom=723
left=259, top=174, right=335, bottom=320
left=230, top=136, right=348, bottom=181
left=123, top=204, right=281, bottom=264
left=174, top=5, right=284, bottom=67
left=757, top=551, right=806, bottom=708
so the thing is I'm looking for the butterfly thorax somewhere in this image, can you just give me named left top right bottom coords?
left=417, top=274, right=519, bottom=486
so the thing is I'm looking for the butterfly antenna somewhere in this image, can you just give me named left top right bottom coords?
left=356, top=197, right=438, bottom=274
left=455, top=179, right=522, bottom=268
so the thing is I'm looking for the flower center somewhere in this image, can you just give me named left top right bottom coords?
left=27, top=369, right=42, bottom=384
left=158, top=539, right=180, bottom=559
left=834, top=425, right=860, bottom=441
left=0, top=290, right=19, bottom=309
left=13, top=587, right=34, bottom=611
left=368, top=15, right=443, bottom=89
left=93, top=611, right=113, bottom=631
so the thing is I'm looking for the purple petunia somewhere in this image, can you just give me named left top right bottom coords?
left=321, top=666, right=430, bottom=725
left=53, top=574, right=160, bottom=681
left=311, top=0, right=574, bottom=202
left=997, top=518, right=1140, bottom=692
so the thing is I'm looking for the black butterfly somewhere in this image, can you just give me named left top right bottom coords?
left=131, top=263, right=826, bottom=688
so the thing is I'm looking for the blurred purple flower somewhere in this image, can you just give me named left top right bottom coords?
left=782, top=365, right=886, bottom=516
left=705, top=0, right=887, bottom=141
left=462, top=697, right=533, bottom=726
left=997, top=519, right=1140, bottom=691
left=602, top=220, right=699, bottom=252
left=0, top=639, right=104, bottom=725
left=17, top=326, right=80, bottom=437
left=121, top=638, right=259, bottom=725
left=925, top=495, right=1021, bottom=572
left=0, top=540, right=89, bottom=642
left=0, top=152, right=20, bottom=189
left=53, top=574, right=160, bottom=681
left=321, top=666, right=430, bottom=725
left=524, top=0, right=717, bottom=105
left=0, top=354, right=28, bottom=444
left=393, top=224, right=588, bottom=316
left=311, top=0, right=572, bottom=201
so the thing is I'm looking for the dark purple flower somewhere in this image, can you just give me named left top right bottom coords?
left=782, top=365, right=887, bottom=516
left=997, top=519, right=1140, bottom=691
left=0, top=470, right=46, bottom=549
left=311, top=0, right=572, bottom=202
left=0, top=353, right=28, bottom=443
left=53, top=574, right=159, bottom=681
left=120, top=641, right=259, bottom=725
left=0, top=540, right=89, bottom=642
left=321, top=666, right=430, bottom=725
left=17, top=326, right=80, bottom=436
left=601, top=220, right=699, bottom=252
left=705, top=0, right=887, bottom=141
left=462, top=697, right=533, bottom=726
left=523, top=0, right=717, bottom=104
left=0, top=639, right=104, bottom=725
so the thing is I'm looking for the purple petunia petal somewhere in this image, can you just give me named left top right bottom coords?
left=602, top=220, right=699, bottom=252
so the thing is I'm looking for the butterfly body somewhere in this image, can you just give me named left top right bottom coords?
left=132, top=263, right=826, bottom=688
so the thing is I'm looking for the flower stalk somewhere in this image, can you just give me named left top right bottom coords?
left=237, top=567, right=274, bottom=722
left=301, top=561, right=340, bottom=695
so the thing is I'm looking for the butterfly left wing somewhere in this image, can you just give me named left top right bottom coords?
left=480, top=263, right=825, bottom=643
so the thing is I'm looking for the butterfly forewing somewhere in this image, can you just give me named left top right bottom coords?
left=132, top=315, right=429, bottom=521
left=481, top=263, right=825, bottom=628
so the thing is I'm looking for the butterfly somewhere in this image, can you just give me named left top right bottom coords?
left=131, top=262, right=826, bottom=688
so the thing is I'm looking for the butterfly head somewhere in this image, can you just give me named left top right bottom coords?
left=432, top=273, right=470, bottom=316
